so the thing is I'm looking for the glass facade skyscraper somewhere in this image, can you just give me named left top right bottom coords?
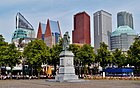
left=117, top=11, right=133, bottom=29
left=12, top=12, right=35, bottom=47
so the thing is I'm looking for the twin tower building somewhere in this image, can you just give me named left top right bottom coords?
left=12, top=10, right=136, bottom=52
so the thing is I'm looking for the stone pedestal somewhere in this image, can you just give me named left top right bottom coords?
left=55, top=51, right=78, bottom=82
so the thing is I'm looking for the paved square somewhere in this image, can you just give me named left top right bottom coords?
left=0, top=79, right=140, bottom=88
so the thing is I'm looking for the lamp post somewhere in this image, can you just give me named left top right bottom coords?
left=80, top=61, right=83, bottom=78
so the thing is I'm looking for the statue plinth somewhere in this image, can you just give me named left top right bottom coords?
left=55, top=51, right=78, bottom=82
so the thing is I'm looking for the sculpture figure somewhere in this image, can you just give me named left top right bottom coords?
left=62, top=31, right=70, bottom=51
left=55, top=31, right=78, bottom=82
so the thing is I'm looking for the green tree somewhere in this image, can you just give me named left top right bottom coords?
left=0, top=35, right=8, bottom=75
left=49, top=40, right=62, bottom=75
left=23, top=39, right=50, bottom=78
left=69, top=44, right=81, bottom=76
left=76, top=44, right=95, bottom=75
left=0, top=35, right=5, bottom=42
left=0, top=34, right=8, bottom=47
left=96, top=42, right=112, bottom=69
left=77, top=44, right=95, bottom=65
left=127, top=37, right=140, bottom=67
left=4, top=43, right=21, bottom=79
left=112, top=48, right=126, bottom=67
left=127, top=37, right=140, bottom=75
left=69, top=44, right=81, bottom=65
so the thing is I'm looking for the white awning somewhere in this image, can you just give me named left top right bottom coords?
left=6, top=66, right=22, bottom=70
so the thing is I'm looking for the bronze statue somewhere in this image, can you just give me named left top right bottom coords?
left=62, top=31, right=70, bottom=51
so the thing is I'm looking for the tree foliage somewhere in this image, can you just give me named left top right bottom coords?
left=0, top=35, right=5, bottom=43
left=23, top=39, right=50, bottom=76
left=112, top=48, right=126, bottom=67
left=96, top=42, right=112, bottom=69
left=49, top=39, right=62, bottom=74
left=69, top=44, right=81, bottom=65
left=0, top=35, right=8, bottom=66
left=77, top=44, right=95, bottom=65
left=127, top=37, right=140, bottom=67
left=4, top=43, right=20, bottom=69
left=0, top=35, right=20, bottom=78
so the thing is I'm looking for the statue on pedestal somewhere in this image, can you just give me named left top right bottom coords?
left=55, top=31, right=78, bottom=82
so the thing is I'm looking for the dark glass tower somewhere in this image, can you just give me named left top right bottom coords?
left=12, top=12, right=35, bottom=42
left=117, top=11, right=133, bottom=29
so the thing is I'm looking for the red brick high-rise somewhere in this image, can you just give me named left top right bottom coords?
left=72, top=11, right=91, bottom=44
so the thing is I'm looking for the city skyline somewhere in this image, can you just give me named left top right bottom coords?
left=0, top=0, right=140, bottom=45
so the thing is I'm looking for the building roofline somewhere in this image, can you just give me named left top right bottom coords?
left=117, top=11, right=132, bottom=15
left=74, top=11, right=90, bottom=17
left=94, top=10, right=112, bottom=16
left=16, top=12, right=34, bottom=30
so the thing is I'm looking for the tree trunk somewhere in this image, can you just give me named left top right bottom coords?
left=37, top=66, right=41, bottom=79
left=38, top=72, right=40, bottom=79
left=54, top=64, right=57, bottom=75
left=10, top=67, right=13, bottom=79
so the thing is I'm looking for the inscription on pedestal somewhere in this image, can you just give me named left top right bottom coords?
left=55, top=51, right=78, bottom=82
left=60, top=58, right=64, bottom=66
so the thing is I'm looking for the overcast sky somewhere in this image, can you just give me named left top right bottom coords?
left=0, top=0, right=140, bottom=45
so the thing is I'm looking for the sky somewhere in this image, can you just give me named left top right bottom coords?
left=0, top=0, right=140, bottom=45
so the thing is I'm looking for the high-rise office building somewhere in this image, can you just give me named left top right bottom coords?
left=94, top=10, right=112, bottom=52
left=72, top=11, right=91, bottom=44
left=117, top=11, right=133, bottom=29
left=12, top=13, right=35, bottom=40
left=12, top=12, right=35, bottom=49
left=37, top=19, right=62, bottom=47
left=111, top=26, right=136, bottom=52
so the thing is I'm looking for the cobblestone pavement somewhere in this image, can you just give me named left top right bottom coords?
left=0, top=79, right=140, bottom=88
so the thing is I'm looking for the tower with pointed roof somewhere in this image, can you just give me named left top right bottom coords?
left=37, top=19, right=62, bottom=47
left=12, top=12, right=35, bottom=48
